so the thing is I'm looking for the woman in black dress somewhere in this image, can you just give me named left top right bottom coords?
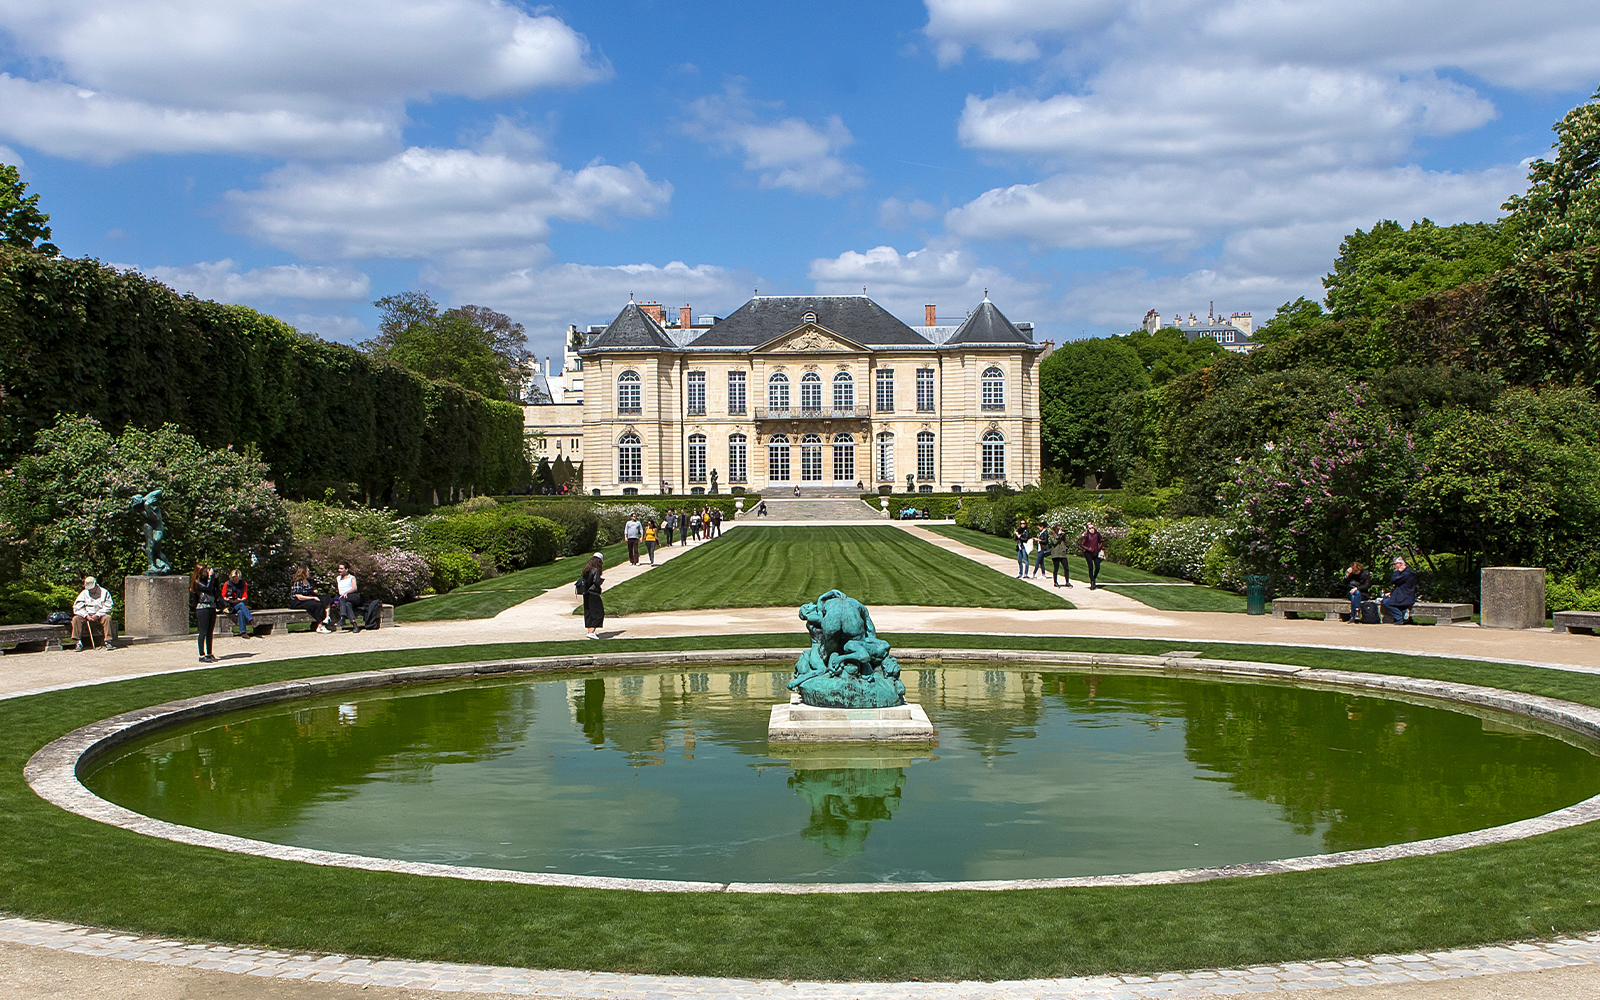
left=581, top=552, right=605, bottom=639
left=190, top=564, right=221, bottom=662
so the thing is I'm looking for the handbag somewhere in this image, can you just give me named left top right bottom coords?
left=45, top=611, right=72, bottom=625
left=574, top=577, right=585, bottom=596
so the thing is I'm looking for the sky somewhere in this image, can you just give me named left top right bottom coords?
left=3, top=1, right=1599, bottom=363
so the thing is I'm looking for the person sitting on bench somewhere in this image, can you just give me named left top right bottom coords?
left=335, top=561, right=364, bottom=632
left=72, top=576, right=115, bottom=651
left=222, top=569, right=254, bottom=638
left=1380, top=557, right=1417, bottom=624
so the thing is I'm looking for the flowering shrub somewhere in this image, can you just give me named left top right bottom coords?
left=298, top=534, right=431, bottom=603
left=287, top=499, right=417, bottom=551
left=953, top=501, right=995, bottom=533
left=1039, top=505, right=1126, bottom=540
left=594, top=504, right=662, bottom=545
left=1147, top=518, right=1231, bottom=582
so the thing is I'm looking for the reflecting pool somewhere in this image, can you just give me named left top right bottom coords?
left=84, top=666, right=1600, bottom=883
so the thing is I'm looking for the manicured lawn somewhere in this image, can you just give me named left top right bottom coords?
left=1100, top=584, right=1249, bottom=613
left=395, top=542, right=630, bottom=621
left=922, top=524, right=1174, bottom=584
left=7, top=635, right=1600, bottom=980
left=599, top=526, right=1073, bottom=616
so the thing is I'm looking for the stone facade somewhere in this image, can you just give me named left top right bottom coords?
left=577, top=294, right=1045, bottom=495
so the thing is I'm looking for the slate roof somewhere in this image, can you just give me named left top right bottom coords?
left=583, top=302, right=677, bottom=351
left=687, top=295, right=934, bottom=348
left=945, top=298, right=1034, bottom=346
left=523, top=371, right=554, bottom=405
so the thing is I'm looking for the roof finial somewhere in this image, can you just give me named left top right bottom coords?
left=628, top=291, right=634, bottom=302
left=862, top=285, right=867, bottom=295
left=983, top=287, right=990, bottom=301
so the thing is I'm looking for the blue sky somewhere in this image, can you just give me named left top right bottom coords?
left=3, top=1, right=1598, bottom=362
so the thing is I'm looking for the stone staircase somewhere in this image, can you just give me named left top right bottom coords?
left=749, top=497, right=883, bottom=522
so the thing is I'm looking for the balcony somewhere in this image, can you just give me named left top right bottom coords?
left=754, top=406, right=870, bottom=421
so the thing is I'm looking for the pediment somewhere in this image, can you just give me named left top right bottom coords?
left=751, top=323, right=869, bottom=355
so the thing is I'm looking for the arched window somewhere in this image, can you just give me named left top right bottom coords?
left=800, top=371, right=822, bottom=411
left=768, top=372, right=790, bottom=412
left=618, top=432, right=642, bottom=483
left=875, top=431, right=894, bottom=483
left=981, top=366, right=1005, bottom=411
left=728, top=433, right=748, bottom=484
left=767, top=433, right=791, bottom=482
left=832, top=433, right=855, bottom=482
left=617, top=370, right=641, bottom=413
left=688, top=433, right=707, bottom=483
left=800, top=433, right=823, bottom=481
left=916, top=430, right=935, bottom=481
left=833, top=370, right=854, bottom=410
left=981, top=429, right=1005, bottom=480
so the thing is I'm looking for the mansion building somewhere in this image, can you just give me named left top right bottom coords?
left=569, top=293, right=1046, bottom=494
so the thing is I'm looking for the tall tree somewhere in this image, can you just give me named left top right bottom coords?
left=1503, top=85, right=1600, bottom=260
left=1040, top=337, right=1150, bottom=482
left=1254, top=297, right=1330, bottom=345
left=1322, top=219, right=1512, bottom=322
left=0, top=164, right=59, bottom=256
left=365, top=292, right=523, bottom=401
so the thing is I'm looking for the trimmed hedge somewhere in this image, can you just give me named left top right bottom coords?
left=866, top=494, right=967, bottom=519
left=0, top=248, right=525, bottom=501
left=418, top=512, right=566, bottom=571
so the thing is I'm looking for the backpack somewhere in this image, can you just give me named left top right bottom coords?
left=575, top=577, right=586, bottom=596
left=363, top=598, right=384, bottom=630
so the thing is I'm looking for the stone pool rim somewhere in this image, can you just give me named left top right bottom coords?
left=28, top=646, right=1600, bottom=895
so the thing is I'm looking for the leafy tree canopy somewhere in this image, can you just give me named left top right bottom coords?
left=1040, top=337, right=1149, bottom=480
left=1503, top=85, right=1600, bottom=260
left=1322, top=219, right=1512, bottom=322
left=365, top=292, right=530, bottom=402
left=1254, top=297, right=1330, bottom=345
left=0, top=164, right=58, bottom=257
left=1120, top=326, right=1227, bottom=385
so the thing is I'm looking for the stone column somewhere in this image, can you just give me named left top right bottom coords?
left=1480, top=567, right=1546, bottom=630
left=124, top=575, right=190, bottom=639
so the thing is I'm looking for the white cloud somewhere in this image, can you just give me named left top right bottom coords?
left=924, top=0, right=1127, bottom=65
left=878, top=197, right=940, bottom=230
left=808, top=244, right=1046, bottom=323
left=226, top=125, right=672, bottom=260
left=1059, top=265, right=1317, bottom=336
left=0, top=0, right=608, bottom=161
left=139, top=259, right=371, bottom=302
left=684, top=85, right=865, bottom=196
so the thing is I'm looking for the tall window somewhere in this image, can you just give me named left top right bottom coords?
left=833, top=371, right=854, bottom=410
left=767, top=433, right=791, bottom=482
left=618, top=432, right=642, bottom=483
left=800, top=433, right=823, bottom=481
left=981, top=366, right=1005, bottom=410
left=688, top=433, right=707, bottom=483
left=686, top=371, right=705, bottom=415
left=875, top=431, right=894, bottom=483
left=728, top=433, right=747, bottom=483
left=981, top=429, right=1005, bottom=479
left=832, top=433, right=855, bottom=482
left=768, top=372, right=789, bottom=411
left=800, top=371, right=822, bottom=411
left=875, top=368, right=895, bottom=412
left=916, top=431, right=935, bottom=481
left=617, top=370, right=641, bottom=413
left=727, top=370, right=747, bottom=415
left=916, top=368, right=935, bottom=412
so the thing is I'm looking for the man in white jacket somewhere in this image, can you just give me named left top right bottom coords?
left=72, top=576, right=114, bottom=650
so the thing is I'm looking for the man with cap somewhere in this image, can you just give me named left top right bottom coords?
left=72, top=575, right=115, bottom=650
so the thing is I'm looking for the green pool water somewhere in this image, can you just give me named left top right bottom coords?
left=83, top=665, right=1600, bottom=883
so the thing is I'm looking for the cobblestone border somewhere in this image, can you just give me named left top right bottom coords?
left=25, top=647, right=1600, bottom=894
left=5, top=912, right=1598, bottom=997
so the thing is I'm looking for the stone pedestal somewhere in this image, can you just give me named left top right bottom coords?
left=768, top=694, right=937, bottom=743
left=1480, top=566, right=1546, bottom=630
left=124, top=575, right=190, bottom=638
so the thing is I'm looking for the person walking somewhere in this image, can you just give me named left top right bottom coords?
left=191, top=564, right=221, bottom=662
left=644, top=519, right=658, bottom=565
left=581, top=552, right=605, bottom=639
left=689, top=509, right=702, bottom=541
left=1013, top=521, right=1031, bottom=578
left=1342, top=560, right=1371, bottom=623
left=222, top=569, right=254, bottom=638
left=1049, top=526, right=1075, bottom=588
left=1032, top=523, right=1050, bottom=579
left=709, top=507, right=722, bottom=538
left=624, top=513, right=642, bottom=565
left=1079, top=522, right=1105, bottom=590
left=679, top=508, right=690, bottom=545
left=663, top=510, right=677, bottom=547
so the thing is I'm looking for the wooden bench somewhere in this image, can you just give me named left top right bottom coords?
left=0, top=623, right=71, bottom=653
left=1553, top=610, right=1600, bottom=635
left=221, top=605, right=396, bottom=636
left=1271, top=597, right=1473, bottom=624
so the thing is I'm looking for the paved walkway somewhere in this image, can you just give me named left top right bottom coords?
left=7, top=517, right=1600, bottom=997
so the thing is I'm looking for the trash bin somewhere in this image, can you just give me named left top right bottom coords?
left=1245, top=575, right=1269, bottom=616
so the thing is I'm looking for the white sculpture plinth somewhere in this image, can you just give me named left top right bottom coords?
left=768, top=693, right=936, bottom=743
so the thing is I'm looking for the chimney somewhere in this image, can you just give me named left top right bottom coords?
left=640, top=301, right=665, bottom=324
left=925, top=304, right=937, bottom=327
left=680, top=304, right=693, bottom=329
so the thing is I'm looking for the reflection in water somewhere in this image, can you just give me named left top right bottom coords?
left=787, top=766, right=907, bottom=857
left=574, top=678, right=605, bottom=745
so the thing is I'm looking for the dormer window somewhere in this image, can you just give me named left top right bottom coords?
left=802, top=311, right=816, bottom=324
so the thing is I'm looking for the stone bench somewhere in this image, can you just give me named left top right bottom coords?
left=1271, top=597, right=1473, bottom=624
left=0, top=623, right=71, bottom=653
left=220, top=604, right=395, bottom=636
left=1553, top=610, right=1600, bottom=635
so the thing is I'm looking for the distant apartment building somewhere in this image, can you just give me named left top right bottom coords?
left=1142, top=304, right=1256, bottom=353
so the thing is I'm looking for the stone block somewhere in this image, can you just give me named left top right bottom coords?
left=1480, top=566, right=1546, bottom=630
left=124, top=574, right=190, bottom=638
left=768, top=696, right=937, bottom=742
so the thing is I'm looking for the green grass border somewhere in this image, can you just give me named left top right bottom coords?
left=7, top=633, right=1600, bottom=981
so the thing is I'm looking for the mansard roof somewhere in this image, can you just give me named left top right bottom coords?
left=687, top=295, right=933, bottom=348
left=945, top=298, right=1033, bottom=346
left=584, top=302, right=677, bottom=351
